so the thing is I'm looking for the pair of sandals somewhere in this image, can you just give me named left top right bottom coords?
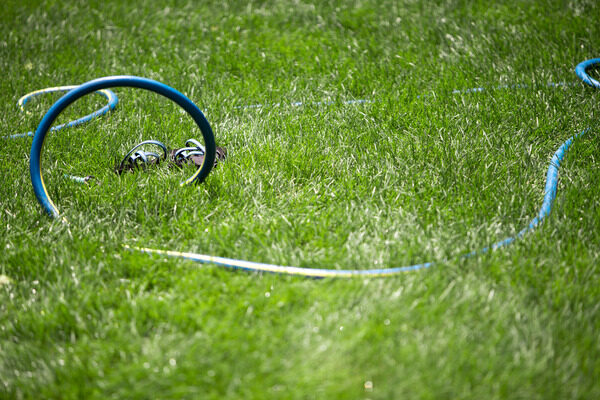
left=115, top=139, right=227, bottom=174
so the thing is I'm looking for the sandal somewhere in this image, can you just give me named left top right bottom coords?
left=115, top=140, right=168, bottom=175
left=170, top=138, right=227, bottom=168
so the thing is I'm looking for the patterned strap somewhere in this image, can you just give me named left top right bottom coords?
left=116, top=140, right=168, bottom=174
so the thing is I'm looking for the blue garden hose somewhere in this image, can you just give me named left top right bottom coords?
left=4, top=85, right=117, bottom=139
left=27, top=59, right=599, bottom=277
left=576, top=58, right=600, bottom=88
left=29, top=76, right=216, bottom=218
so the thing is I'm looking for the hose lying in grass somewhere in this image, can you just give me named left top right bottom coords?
left=20, top=58, right=600, bottom=277
left=4, top=86, right=117, bottom=139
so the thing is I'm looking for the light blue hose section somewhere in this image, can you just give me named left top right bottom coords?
left=576, top=58, right=600, bottom=88
left=133, top=126, right=588, bottom=278
left=27, top=59, right=599, bottom=278
left=4, top=86, right=118, bottom=139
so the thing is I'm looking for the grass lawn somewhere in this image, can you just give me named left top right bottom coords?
left=1, top=0, right=599, bottom=398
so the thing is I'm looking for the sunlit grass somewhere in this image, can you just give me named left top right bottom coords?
left=1, top=0, right=599, bottom=398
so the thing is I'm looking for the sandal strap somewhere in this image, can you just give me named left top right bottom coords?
left=170, top=139, right=227, bottom=168
left=116, top=140, right=168, bottom=174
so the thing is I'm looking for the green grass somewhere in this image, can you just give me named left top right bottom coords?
left=1, top=0, right=599, bottom=398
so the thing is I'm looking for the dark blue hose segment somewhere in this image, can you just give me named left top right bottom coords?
left=6, top=87, right=117, bottom=139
